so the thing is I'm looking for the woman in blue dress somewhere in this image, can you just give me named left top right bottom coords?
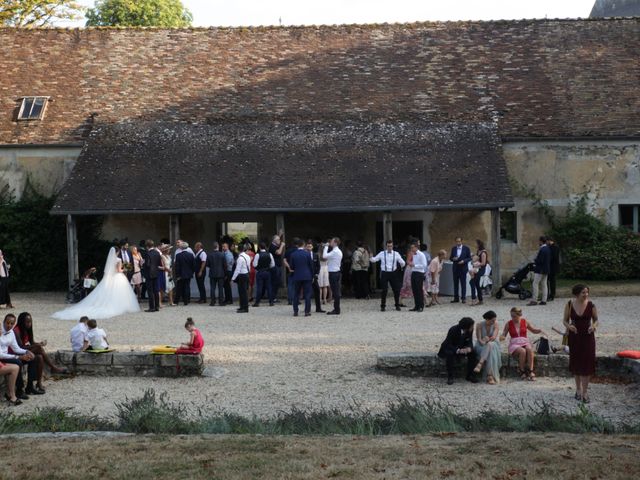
left=473, top=310, right=502, bottom=384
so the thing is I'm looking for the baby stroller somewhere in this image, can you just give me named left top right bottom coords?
left=65, top=267, right=97, bottom=304
left=494, top=262, right=533, bottom=300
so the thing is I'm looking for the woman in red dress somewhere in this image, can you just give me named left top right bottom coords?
left=563, top=284, right=598, bottom=403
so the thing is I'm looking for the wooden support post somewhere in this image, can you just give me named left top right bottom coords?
left=275, top=213, right=286, bottom=285
left=383, top=211, right=393, bottom=244
left=66, top=215, right=79, bottom=288
left=491, top=208, right=501, bottom=290
left=169, top=214, right=181, bottom=255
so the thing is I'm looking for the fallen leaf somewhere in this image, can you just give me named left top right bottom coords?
left=475, top=461, right=486, bottom=470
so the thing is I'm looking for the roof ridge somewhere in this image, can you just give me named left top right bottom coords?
left=1, top=16, right=639, bottom=33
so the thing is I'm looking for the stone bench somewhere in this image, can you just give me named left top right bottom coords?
left=376, top=352, right=640, bottom=382
left=54, top=350, right=204, bottom=377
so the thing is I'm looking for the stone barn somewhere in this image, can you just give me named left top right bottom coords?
left=0, top=18, right=638, bottom=285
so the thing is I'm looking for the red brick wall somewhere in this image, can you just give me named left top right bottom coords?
left=1, top=18, right=639, bottom=144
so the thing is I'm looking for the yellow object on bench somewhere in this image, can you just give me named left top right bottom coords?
left=86, top=348, right=116, bottom=353
left=151, top=345, right=177, bottom=354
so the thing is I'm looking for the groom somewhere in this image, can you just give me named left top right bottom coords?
left=143, top=239, right=162, bottom=312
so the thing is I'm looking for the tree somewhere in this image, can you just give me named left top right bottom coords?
left=0, top=0, right=83, bottom=27
left=85, top=0, right=192, bottom=27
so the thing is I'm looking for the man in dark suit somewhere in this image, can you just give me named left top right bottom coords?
left=307, top=239, right=325, bottom=313
left=449, top=237, right=472, bottom=303
left=174, top=242, right=195, bottom=306
left=546, top=237, right=560, bottom=301
left=142, top=239, right=162, bottom=312
left=530, top=235, right=551, bottom=306
left=438, top=317, right=477, bottom=384
left=289, top=238, right=314, bottom=317
left=138, top=240, right=148, bottom=300
left=206, top=242, right=226, bottom=306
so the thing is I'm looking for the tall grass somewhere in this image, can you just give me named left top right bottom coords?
left=0, top=390, right=636, bottom=436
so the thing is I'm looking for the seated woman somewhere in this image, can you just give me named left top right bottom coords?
left=0, top=360, right=22, bottom=405
left=500, top=307, right=546, bottom=381
left=16, top=312, right=68, bottom=376
left=176, top=317, right=204, bottom=355
left=0, top=313, right=40, bottom=398
left=473, top=310, right=502, bottom=385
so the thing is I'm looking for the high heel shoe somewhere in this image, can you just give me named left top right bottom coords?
left=7, top=398, right=22, bottom=406
left=473, top=362, right=483, bottom=373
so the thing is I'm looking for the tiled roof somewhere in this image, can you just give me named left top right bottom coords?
left=51, top=121, right=512, bottom=214
left=1, top=18, right=640, bottom=144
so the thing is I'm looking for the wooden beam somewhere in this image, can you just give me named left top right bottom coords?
left=491, top=208, right=501, bottom=290
left=169, top=214, right=181, bottom=254
left=66, top=214, right=79, bottom=288
left=383, top=211, right=393, bottom=244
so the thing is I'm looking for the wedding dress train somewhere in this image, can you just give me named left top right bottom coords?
left=52, top=247, right=141, bottom=320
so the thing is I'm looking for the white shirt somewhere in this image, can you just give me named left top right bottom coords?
left=456, top=246, right=462, bottom=258
left=322, top=245, right=343, bottom=272
left=370, top=249, right=406, bottom=272
left=0, top=260, right=8, bottom=277
left=70, top=322, right=89, bottom=352
left=0, top=328, right=27, bottom=359
left=87, top=328, right=108, bottom=350
left=252, top=251, right=275, bottom=268
left=232, top=252, right=252, bottom=280
left=412, top=250, right=428, bottom=274
left=195, top=249, right=207, bottom=263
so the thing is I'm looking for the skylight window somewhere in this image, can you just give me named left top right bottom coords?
left=17, top=96, right=49, bottom=120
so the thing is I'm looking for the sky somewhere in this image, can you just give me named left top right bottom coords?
left=68, top=0, right=596, bottom=27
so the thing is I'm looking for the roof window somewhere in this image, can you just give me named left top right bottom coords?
left=17, top=96, right=49, bottom=120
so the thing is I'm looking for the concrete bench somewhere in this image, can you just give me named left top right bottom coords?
left=54, top=350, right=204, bottom=377
left=376, top=352, right=640, bottom=382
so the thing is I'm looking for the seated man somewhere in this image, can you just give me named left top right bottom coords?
left=438, top=317, right=478, bottom=385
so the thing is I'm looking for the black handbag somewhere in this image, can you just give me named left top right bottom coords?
left=536, top=337, right=551, bottom=355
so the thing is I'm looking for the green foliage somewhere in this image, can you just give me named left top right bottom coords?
left=0, top=407, right=111, bottom=434
left=115, top=389, right=194, bottom=434
left=0, top=184, right=111, bottom=291
left=547, top=196, right=640, bottom=280
left=0, top=0, right=83, bottom=27
left=85, top=0, right=192, bottom=27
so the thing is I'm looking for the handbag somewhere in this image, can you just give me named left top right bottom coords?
left=536, top=336, right=551, bottom=355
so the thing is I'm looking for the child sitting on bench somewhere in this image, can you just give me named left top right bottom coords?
left=85, top=319, right=109, bottom=350
left=176, top=317, right=204, bottom=355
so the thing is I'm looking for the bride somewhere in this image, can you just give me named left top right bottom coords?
left=52, top=247, right=141, bottom=320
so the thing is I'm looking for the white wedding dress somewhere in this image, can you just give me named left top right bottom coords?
left=52, top=247, right=141, bottom=320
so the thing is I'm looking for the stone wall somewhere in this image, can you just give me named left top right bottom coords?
left=377, top=352, right=640, bottom=382
left=502, top=140, right=640, bottom=276
left=55, top=350, right=204, bottom=377
left=0, top=146, right=80, bottom=200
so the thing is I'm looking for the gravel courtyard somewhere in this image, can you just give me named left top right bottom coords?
left=5, top=292, right=640, bottom=424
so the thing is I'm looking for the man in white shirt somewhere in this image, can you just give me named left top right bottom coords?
left=70, top=316, right=89, bottom=352
left=322, top=237, right=343, bottom=315
left=193, top=242, right=208, bottom=304
left=409, top=242, right=427, bottom=312
left=370, top=240, right=406, bottom=312
left=232, top=244, right=252, bottom=313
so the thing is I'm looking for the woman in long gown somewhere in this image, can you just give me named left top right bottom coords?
left=473, top=310, right=502, bottom=384
left=563, top=284, right=598, bottom=403
left=52, top=247, right=140, bottom=320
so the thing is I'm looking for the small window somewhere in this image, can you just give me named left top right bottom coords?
left=17, top=96, right=49, bottom=120
left=500, top=210, right=517, bottom=243
left=619, top=205, right=639, bottom=233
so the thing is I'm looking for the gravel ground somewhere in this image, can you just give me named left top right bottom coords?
left=4, top=292, right=640, bottom=424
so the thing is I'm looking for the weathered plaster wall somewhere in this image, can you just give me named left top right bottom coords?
left=0, top=146, right=80, bottom=199
left=502, top=140, right=640, bottom=274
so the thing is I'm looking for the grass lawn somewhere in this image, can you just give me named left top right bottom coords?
left=2, top=433, right=638, bottom=479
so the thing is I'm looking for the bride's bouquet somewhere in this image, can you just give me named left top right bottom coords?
left=122, top=262, right=133, bottom=273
